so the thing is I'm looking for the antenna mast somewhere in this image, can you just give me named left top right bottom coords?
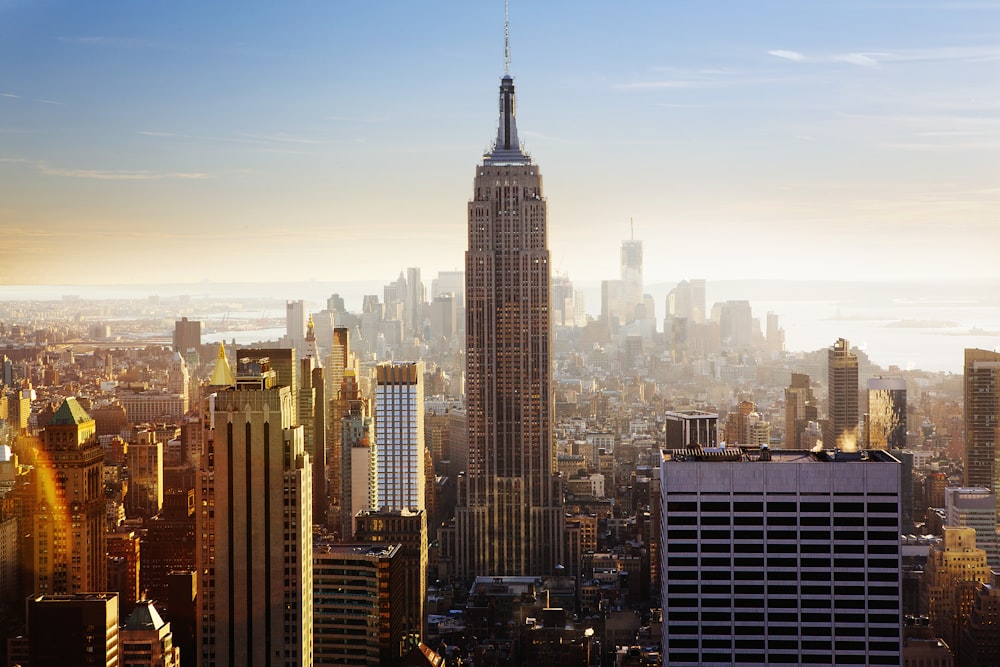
left=504, top=0, right=511, bottom=75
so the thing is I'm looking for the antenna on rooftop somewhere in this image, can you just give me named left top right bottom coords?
left=504, top=0, right=511, bottom=75
left=630, top=217, right=634, bottom=241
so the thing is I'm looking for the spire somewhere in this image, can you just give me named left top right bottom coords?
left=304, top=314, right=322, bottom=368
left=504, top=0, right=511, bottom=76
left=485, top=1, right=530, bottom=165
left=208, top=342, right=235, bottom=387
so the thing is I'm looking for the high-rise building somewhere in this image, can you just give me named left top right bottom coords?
left=825, top=337, right=859, bottom=449
left=867, top=377, right=907, bottom=450
left=30, top=398, right=106, bottom=595
left=197, top=355, right=313, bottom=666
left=620, top=237, right=643, bottom=324
left=173, top=317, right=201, bottom=355
left=660, top=447, right=902, bottom=665
left=964, top=349, right=1000, bottom=490
left=405, top=267, right=425, bottom=338
left=784, top=372, right=817, bottom=449
left=312, top=538, right=405, bottom=666
left=125, top=428, right=164, bottom=519
left=286, top=299, right=306, bottom=355
left=664, top=410, right=719, bottom=450
left=120, top=600, right=181, bottom=667
left=26, top=593, right=120, bottom=666
left=945, top=487, right=1000, bottom=569
left=922, top=527, right=991, bottom=653
left=300, top=315, right=327, bottom=525
left=375, top=361, right=425, bottom=512
left=453, top=44, right=563, bottom=578
left=355, top=508, right=426, bottom=651
left=338, top=370, right=376, bottom=539
left=961, top=571, right=1000, bottom=666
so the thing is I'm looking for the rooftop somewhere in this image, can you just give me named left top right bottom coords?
left=49, top=397, right=92, bottom=425
left=662, top=447, right=901, bottom=464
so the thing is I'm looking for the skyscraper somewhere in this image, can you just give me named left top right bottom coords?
left=197, top=355, right=313, bottom=666
left=30, top=398, right=106, bottom=596
left=660, top=447, right=902, bottom=665
left=965, top=348, right=1000, bottom=490
left=620, top=236, right=642, bottom=324
left=285, top=299, right=306, bottom=354
left=375, top=361, right=425, bottom=512
left=825, top=337, right=859, bottom=449
left=867, top=376, right=907, bottom=450
left=454, top=32, right=563, bottom=578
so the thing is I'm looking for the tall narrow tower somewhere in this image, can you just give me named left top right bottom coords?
left=454, top=10, right=563, bottom=578
left=825, top=337, right=859, bottom=449
left=965, top=348, right=1000, bottom=490
left=197, top=355, right=312, bottom=666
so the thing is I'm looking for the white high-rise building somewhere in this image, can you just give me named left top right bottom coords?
left=286, top=299, right=306, bottom=354
left=660, top=447, right=902, bottom=665
left=197, top=354, right=313, bottom=667
left=375, top=361, right=424, bottom=511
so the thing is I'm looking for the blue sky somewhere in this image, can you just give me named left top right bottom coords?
left=1, top=1, right=998, bottom=285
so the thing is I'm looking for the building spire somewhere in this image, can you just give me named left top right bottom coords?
left=485, top=0, right=529, bottom=165
left=504, top=0, right=511, bottom=76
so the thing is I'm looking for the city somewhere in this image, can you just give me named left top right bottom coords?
left=2, top=2, right=999, bottom=666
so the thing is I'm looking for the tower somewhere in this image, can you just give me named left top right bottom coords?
left=825, top=337, right=859, bottom=449
left=965, top=348, right=1000, bottom=490
left=620, top=234, right=643, bottom=324
left=285, top=299, right=306, bottom=354
left=454, top=13, right=563, bottom=578
left=375, top=361, right=425, bottom=512
left=31, top=398, right=106, bottom=596
left=866, top=376, right=906, bottom=450
left=196, top=355, right=313, bottom=666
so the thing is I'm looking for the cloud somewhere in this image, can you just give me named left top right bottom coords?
left=769, top=44, right=1000, bottom=67
left=1, top=156, right=209, bottom=180
left=768, top=50, right=806, bottom=62
left=0, top=93, right=20, bottom=99
left=38, top=165, right=210, bottom=180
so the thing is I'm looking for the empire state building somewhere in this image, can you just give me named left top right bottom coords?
left=454, top=65, right=564, bottom=578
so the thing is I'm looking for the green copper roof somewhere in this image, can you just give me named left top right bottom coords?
left=50, top=397, right=92, bottom=425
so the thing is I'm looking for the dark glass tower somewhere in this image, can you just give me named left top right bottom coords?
left=454, top=68, right=563, bottom=578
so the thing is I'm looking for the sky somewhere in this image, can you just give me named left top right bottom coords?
left=1, top=1, right=999, bottom=287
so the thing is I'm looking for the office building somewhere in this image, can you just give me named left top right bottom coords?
left=120, top=600, right=181, bottom=667
left=313, top=538, right=405, bottom=666
left=173, top=317, right=201, bottom=356
left=665, top=410, right=719, bottom=449
left=922, top=527, right=991, bottom=653
left=453, top=45, right=563, bottom=578
left=960, top=572, right=1000, bottom=666
left=197, top=355, right=313, bottom=666
left=27, top=593, right=120, bottom=666
left=784, top=372, right=818, bottom=449
left=660, top=447, right=902, bottom=665
left=825, top=337, right=859, bottom=449
left=944, top=487, right=1000, bottom=569
left=300, top=316, right=328, bottom=524
left=355, top=508, right=427, bottom=652
left=126, top=428, right=164, bottom=519
left=867, top=377, right=907, bottom=450
left=375, top=361, right=425, bottom=512
left=30, top=397, right=106, bottom=595
left=620, top=237, right=643, bottom=324
left=337, top=369, right=376, bottom=539
left=965, top=349, right=1000, bottom=490
left=286, top=299, right=306, bottom=355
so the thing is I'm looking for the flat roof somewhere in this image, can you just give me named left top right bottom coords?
left=662, top=447, right=900, bottom=464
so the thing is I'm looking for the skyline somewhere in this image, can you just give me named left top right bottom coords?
left=2, top=1, right=999, bottom=285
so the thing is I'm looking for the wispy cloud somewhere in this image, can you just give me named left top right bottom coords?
left=0, top=93, right=20, bottom=99
left=1, top=156, right=209, bottom=180
left=140, top=129, right=330, bottom=147
left=768, top=50, right=806, bottom=62
left=769, top=44, right=1000, bottom=66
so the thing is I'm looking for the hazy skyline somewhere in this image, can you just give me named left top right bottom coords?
left=2, top=1, right=999, bottom=285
